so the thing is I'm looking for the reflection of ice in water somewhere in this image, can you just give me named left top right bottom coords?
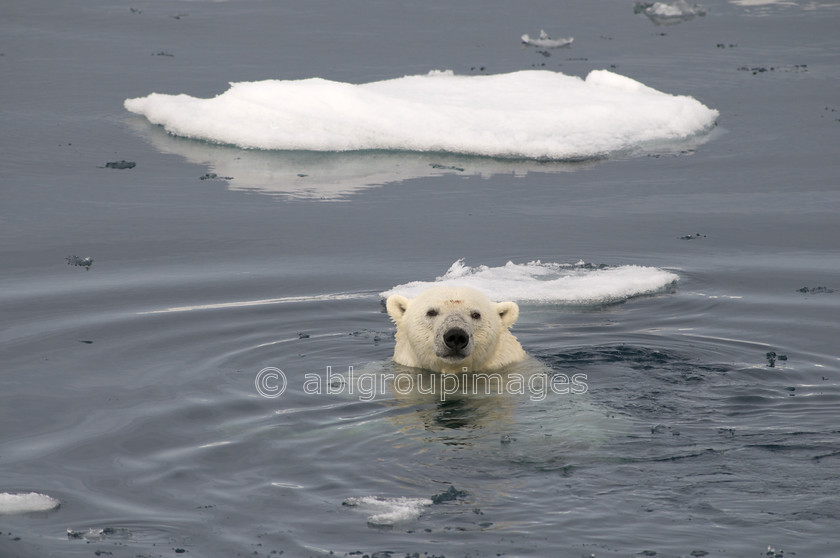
left=125, top=116, right=716, bottom=201
left=521, top=29, right=574, bottom=48
left=126, top=117, right=592, bottom=200
left=634, top=0, right=707, bottom=24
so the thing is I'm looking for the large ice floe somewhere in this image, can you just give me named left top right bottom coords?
left=380, top=260, right=679, bottom=305
left=125, top=69, right=718, bottom=161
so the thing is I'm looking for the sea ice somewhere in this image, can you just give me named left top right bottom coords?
left=380, top=259, right=679, bottom=305
left=521, top=29, right=574, bottom=48
left=342, top=496, right=432, bottom=526
left=634, top=0, right=707, bottom=25
left=0, top=492, right=60, bottom=514
left=125, top=69, right=718, bottom=161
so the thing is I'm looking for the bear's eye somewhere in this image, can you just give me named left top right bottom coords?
left=470, top=311, right=481, bottom=320
left=426, top=309, right=438, bottom=318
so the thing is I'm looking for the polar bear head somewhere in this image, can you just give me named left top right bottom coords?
left=385, top=285, right=526, bottom=373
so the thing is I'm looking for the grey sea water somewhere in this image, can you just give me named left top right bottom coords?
left=2, top=0, right=839, bottom=557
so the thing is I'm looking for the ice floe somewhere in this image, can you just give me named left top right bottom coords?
left=521, top=29, right=574, bottom=48
left=0, top=492, right=60, bottom=514
left=381, top=260, right=679, bottom=305
left=342, top=496, right=432, bottom=526
left=634, top=0, right=707, bottom=24
left=125, top=69, right=718, bottom=161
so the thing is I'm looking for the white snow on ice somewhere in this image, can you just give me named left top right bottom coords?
left=380, top=260, right=679, bottom=305
left=342, top=496, right=432, bottom=526
left=0, top=492, right=60, bottom=514
left=125, top=69, right=718, bottom=161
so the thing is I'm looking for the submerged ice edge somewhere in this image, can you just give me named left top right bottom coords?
left=124, top=69, right=719, bottom=161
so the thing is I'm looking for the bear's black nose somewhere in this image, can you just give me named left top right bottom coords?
left=443, top=327, right=470, bottom=351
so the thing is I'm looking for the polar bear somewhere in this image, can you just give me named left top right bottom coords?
left=385, top=285, right=527, bottom=373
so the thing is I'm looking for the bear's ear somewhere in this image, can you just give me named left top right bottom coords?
left=496, top=301, right=520, bottom=328
left=386, top=294, right=411, bottom=324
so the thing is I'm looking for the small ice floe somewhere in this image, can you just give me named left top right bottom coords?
left=66, top=527, right=132, bottom=541
left=381, top=259, right=679, bottom=306
left=521, top=29, right=573, bottom=48
left=342, top=496, right=432, bottom=527
left=634, top=0, right=707, bottom=25
left=0, top=492, right=60, bottom=514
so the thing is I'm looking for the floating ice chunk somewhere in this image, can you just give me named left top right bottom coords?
left=342, top=496, right=432, bottom=526
left=521, top=29, right=574, bottom=48
left=380, top=260, right=679, bottom=305
left=634, top=0, right=707, bottom=24
left=0, top=492, right=60, bottom=514
left=125, top=69, right=718, bottom=161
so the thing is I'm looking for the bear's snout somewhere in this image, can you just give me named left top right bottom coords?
left=436, top=321, right=474, bottom=361
left=443, top=327, right=470, bottom=352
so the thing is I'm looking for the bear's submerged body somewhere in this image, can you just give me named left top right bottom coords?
left=386, top=285, right=527, bottom=374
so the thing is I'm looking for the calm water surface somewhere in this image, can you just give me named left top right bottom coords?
left=2, top=1, right=839, bottom=557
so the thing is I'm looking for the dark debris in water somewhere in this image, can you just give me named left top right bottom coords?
left=431, top=485, right=467, bottom=505
left=737, top=64, right=807, bottom=75
left=680, top=233, right=706, bottom=240
left=797, top=286, right=834, bottom=294
left=350, top=329, right=393, bottom=344
left=765, top=351, right=788, bottom=368
left=199, top=172, right=233, bottom=181
left=429, top=163, right=465, bottom=172
left=66, top=255, right=94, bottom=270
left=101, top=160, right=135, bottom=169
left=822, top=106, right=840, bottom=122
